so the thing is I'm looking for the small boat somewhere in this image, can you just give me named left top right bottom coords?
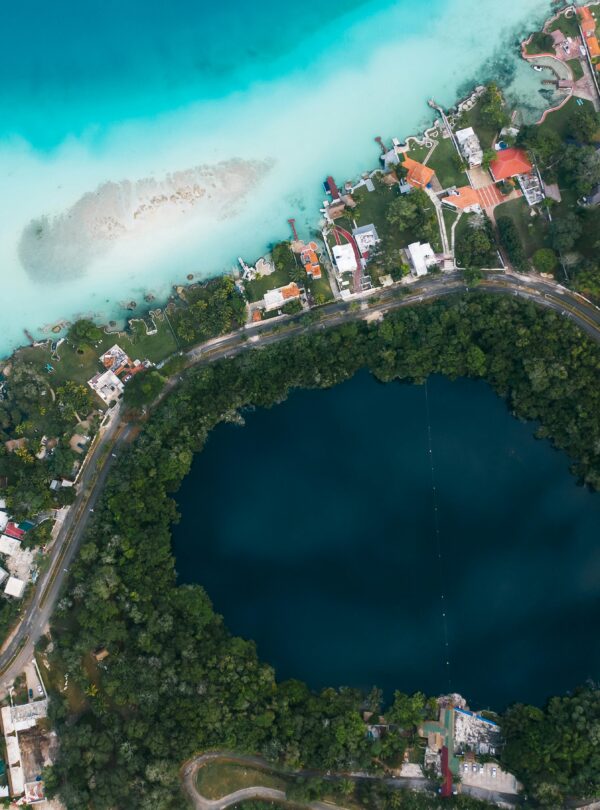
left=533, top=65, right=543, bottom=72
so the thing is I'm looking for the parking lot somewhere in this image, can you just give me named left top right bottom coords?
left=460, top=761, right=519, bottom=794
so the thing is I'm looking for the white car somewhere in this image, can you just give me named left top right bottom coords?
left=463, top=763, right=469, bottom=773
left=472, top=764, right=478, bottom=773
left=491, top=767, right=497, bottom=778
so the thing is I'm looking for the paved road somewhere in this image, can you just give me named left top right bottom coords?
left=181, top=750, right=519, bottom=809
left=1, top=270, right=600, bottom=693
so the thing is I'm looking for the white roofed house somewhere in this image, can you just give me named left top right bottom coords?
left=4, top=576, right=26, bottom=598
left=0, top=535, right=21, bottom=557
left=352, top=224, right=380, bottom=259
left=88, top=369, right=124, bottom=405
left=407, top=242, right=437, bottom=277
left=263, top=282, right=302, bottom=312
left=333, top=243, right=358, bottom=274
left=455, top=127, right=483, bottom=167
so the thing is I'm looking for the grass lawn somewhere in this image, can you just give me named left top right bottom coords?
left=426, top=138, right=468, bottom=189
left=244, top=266, right=296, bottom=302
left=549, top=13, right=580, bottom=40
left=196, top=763, right=287, bottom=800
left=442, top=207, right=458, bottom=236
left=306, top=271, right=333, bottom=303
left=525, top=31, right=554, bottom=55
left=16, top=316, right=177, bottom=387
left=494, top=197, right=550, bottom=257
left=406, top=143, right=430, bottom=164
left=538, top=96, right=596, bottom=141
left=352, top=183, right=424, bottom=250
left=460, top=99, right=498, bottom=151
left=567, top=58, right=584, bottom=81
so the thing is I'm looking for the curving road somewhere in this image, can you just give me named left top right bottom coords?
left=1, top=269, right=600, bottom=693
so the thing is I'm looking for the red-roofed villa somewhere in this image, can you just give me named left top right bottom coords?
left=489, top=148, right=533, bottom=182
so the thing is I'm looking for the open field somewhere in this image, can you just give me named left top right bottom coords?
left=196, top=762, right=288, bottom=799
left=495, top=198, right=549, bottom=258
left=549, top=13, right=580, bottom=39
left=538, top=96, right=597, bottom=141
left=244, top=266, right=295, bottom=302
left=426, top=138, right=467, bottom=189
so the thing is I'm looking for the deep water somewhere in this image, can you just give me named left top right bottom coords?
left=172, top=373, right=600, bottom=710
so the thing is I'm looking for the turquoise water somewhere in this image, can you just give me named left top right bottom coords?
left=173, top=374, right=600, bottom=709
left=0, top=0, right=552, bottom=355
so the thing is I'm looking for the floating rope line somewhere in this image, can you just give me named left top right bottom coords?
left=424, top=379, right=452, bottom=690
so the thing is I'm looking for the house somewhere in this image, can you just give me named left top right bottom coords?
left=455, top=127, right=483, bottom=167
left=4, top=522, right=24, bottom=540
left=88, top=370, right=124, bottom=405
left=0, top=536, right=21, bottom=557
left=584, top=184, right=600, bottom=206
left=407, top=242, right=437, bottom=277
left=0, top=511, right=8, bottom=533
left=332, top=243, right=358, bottom=274
left=579, top=7, right=600, bottom=57
left=4, top=576, right=26, bottom=598
left=100, top=344, right=132, bottom=375
left=263, top=282, right=301, bottom=312
left=352, top=224, right=380, bottom=258
left=443, top=186, right=481, bottom=213
left=94, top=647, right=110, bottom=663
left=402, top=157, right=436, bottom=189
left=489, top=148, right=532, bottom=182
left=300, top=245, right=322, bottom=280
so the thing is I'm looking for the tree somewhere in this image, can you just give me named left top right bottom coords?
left=68, top=319, right=102, bottom=346
left=551, top=212, right=582, bottom=254
left=497, top=216, right=527, bottom=271
left=569, top=106, right=600, bottom=143
left=123, top=370, right=165, bottom=408
left=387, top=190, right=437, bottom=244
left=532, top=248, right=558, bottom=275
left=480, top=83, right=509, bottom=132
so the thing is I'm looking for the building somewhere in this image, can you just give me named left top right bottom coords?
left=1, top=700, right=50, bottom=801
left=579, top=6, right=600, bottom=57
left=0, top=535, right=21, bottom=557
left=263, top=282, right=301, bottom=312
left=4, top=576, right=26, bottom=598
left=333, top=243, right=358, bottom=274
left=443, top=186, right=481, bottom=213
left=0, top=567, right=8, bottom=586
left=455, top=127, right=483, bottom=167
left=402, top=157, right=436, bottom=189
left=100, top=344, right=132, bottom=375
left=300, top=244, right=322, bottom=280
left=518, top=171, right=545, bottom=206
left=88, top=369, right=124, bottom=405
left=352, top=224, right=380, bottom=258
left=407, top=242, right=437, bottom=277
left=489, top=148, right=532, bottom=182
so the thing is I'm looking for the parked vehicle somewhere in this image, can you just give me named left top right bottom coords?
left=492, top=767, right=497, bottom=778
left=28, top=689, right=33, bottom=699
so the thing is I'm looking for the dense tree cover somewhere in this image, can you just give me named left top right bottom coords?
left=454, top=215, right=497, bottom=269
left=46, top=295, right=600, bottom=808
left=0, top=362, right=95, bottom=518
left=501, top=686, right=600, bottom=806
left=387, top=190, right=438, bottom=247
left=532, top=248, right=557, bottom=275
left=68, top=319, right=103, bottom=348
left=569, top=106, right=600, bottom=144
left=479, top=83, right=509, bottom=132
left=123, top=369, right=166, bottom=408
left=170, top=277, right=246, bottom=345
left=496, top=217, right=526, bottom=271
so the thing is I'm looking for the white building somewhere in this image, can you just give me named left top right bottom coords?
left=100, top=344, right=131, bottom=372
left=0, top=535, right=21, bottom=557
left=455, top=127, right=483, bottom=167
left=4, top=576, right=26, bottom=598
left=0, top=567, right=8, bottom=587
left=88, top=369, right=124, bottom=405
left=0, top=511, right=8, bottom=533
left=407, top=242, right=437, bottom=277
left=333, top=243, right=358, bottom=274
left=352, top=224, right=380, bottom=257
left=263, top=282, right=301, bottom=312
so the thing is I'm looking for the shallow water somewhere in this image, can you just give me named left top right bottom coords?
left=0, top=0, right=552, bottom=355
left=172, top=373, right=600, bottom=709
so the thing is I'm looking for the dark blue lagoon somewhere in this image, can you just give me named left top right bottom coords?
left=172, top=373, right=600, bottom=708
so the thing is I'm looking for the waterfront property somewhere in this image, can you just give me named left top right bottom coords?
left=263, top=282, right=302, bottom=312
left=87, top=369, right=124, bottom=405
left=455, top=127, right=483, bottom=166
left=402, top=156, right=436, bottom=189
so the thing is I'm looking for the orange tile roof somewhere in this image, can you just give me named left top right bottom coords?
left=403, top=156, right=436, bottom=188
left=252, top=309, right=262, bottom=322
left=579, top=6, right=597, bottom=36
left=444, top=186, right=480, bottom=210
left=307, top=264, right=322, bottom=279
left=490, top=148, right=532, bottom=181
left=588, top=35, right=600, bottom=57
left=281, top=282, right=300, bottom=300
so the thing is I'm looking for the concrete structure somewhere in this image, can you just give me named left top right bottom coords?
left=518, top=171, right=545, bottom=206
left=0, top=567, right=8, bottom=586
left=0, top=535, right=21, bottom=557
left=263, top=282, right=301, bottom=312
left=352, top=224, right=380, bottom=257
left=100, top=344, right=131, bottom=374
left=455, top=127, right=483, bottom=166
left=88, top=369, right=124, bottom=405
left=1, top=700, right=49, bottom=799
left=4, top=576, right=26, bottom=598
left=333, top=243, right=358, bottom=274
left=407, top=242, right=437, bottom=277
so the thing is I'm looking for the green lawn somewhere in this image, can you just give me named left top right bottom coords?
left=244, top=266, right=296, bottom=302
left=443, top=207, right=458, bottom=236
left=406, top=143, right=431, bottom=164
left=538, top=96, right=596, bottom=141
left=306, top=271, right=333, bottom=304
left=549, top=13, right=580, bottom=40
left=494, top=197, right=550, bottom=258
left=426, top=137, right=468, bottom=189
left=16, top=316, right=177, bottom=387
left=459, top=99, right=498, bottom=151
left=196, top=762, right=287, bottom=800
left=525, top=31, right=554, bottom=55
left=567, top=58, right=584, bottom=81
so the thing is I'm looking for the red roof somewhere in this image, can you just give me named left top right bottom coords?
left=490, top=148, right=532, bottom=181
left=5, top=523, right=25, bottom=540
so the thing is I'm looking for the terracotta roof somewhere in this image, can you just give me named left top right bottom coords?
left=588, top=35, right=600, bottom=58
left=402, top=157, right=436, bottom=188
left=252, top=309, right=262, bottom=322
left=444, top=186, right=480, bottom=210
left=490, top=148, right=532, bottom=181
left=579, top=6, right=597, bottom=36
left=281, top=283, right=300, bottom=300
left=306, top=264, right=322, bottom=279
